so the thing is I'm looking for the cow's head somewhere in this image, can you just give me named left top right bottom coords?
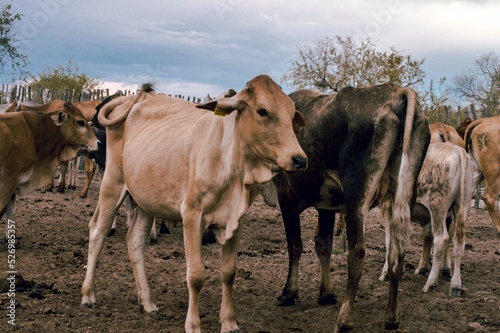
left=197, top=74, right=307, bottom=174
left=51, top=102, right=100, bottom=152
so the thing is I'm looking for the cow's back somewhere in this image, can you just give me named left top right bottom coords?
left=121, top=94, right=222, bottom=218
left=0, top=113, right=36, bottom=169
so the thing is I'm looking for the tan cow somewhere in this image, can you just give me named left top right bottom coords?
left=379, top=142, right=475, bottom=296
left=0, top=102, right=99, bottom=220
left=464, top=115, right=500, bottom=233
left=429, top=122, right=465, bottom=148
left=80, top=75, right=308, bottom=333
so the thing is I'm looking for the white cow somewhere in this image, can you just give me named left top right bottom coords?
left=380, top=142, right=475, bottom=296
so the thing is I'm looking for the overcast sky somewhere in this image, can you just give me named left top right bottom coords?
left=9, top=0, right=500, bottom=99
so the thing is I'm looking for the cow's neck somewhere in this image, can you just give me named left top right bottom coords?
left=24, top=112, right=77, bottom=161
left=221, top=113, right=274, bottom=186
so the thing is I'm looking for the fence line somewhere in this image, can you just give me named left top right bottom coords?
left=0, top=84, right=491, bottom=125
left=0, top=84, right=203, bottom=105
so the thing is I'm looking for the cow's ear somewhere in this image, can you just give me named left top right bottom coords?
left=293, top=111, right=306, bottom=133
left=196, top=97, right=244, bottom=117
left=51, top=111, right=67, bottom=126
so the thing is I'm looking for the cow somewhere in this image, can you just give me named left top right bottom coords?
left=272, top=83, right=429, bottom=332
left=11, top=99, right=102, bottom=193
left=429, top=122, right=465, bottom=148
left=464, top=115, right=500, bottom=233
left=80, top=75, right=308, bottom=333
left=379, top=142, right=475, bottom=296
left=0, top=102, right=99, bottom=221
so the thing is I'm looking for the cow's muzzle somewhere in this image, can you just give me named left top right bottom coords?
left=292, top=155, right=308, bottom=170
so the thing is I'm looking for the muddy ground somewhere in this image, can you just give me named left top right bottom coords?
left=1, top=170, right=499, bottom=333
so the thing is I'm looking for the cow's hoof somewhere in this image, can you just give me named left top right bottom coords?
left=334, top=322, right=354, bottom=333
left=275, top=293, right=297, bottom=306
left=146, top=310, right=159, bottom=317
left=80, top=193, right=88, bottom=198
left=385, top=321, right=399, bottom=330
left=57, top=187, right=65, bottom=193
left=317, top=292, right=337, bottom=305
left=107, top=228, right=117, bottom=237
left=450, top=288, right=461, bottom=297
left=81, top=302, right=97, bottom=309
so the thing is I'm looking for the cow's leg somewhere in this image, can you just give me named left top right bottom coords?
left=482, top=181, right=500, bottom=233
left=68, top=156, right=79, bottom=190
left=6, top=193, right=16, bottom=221
left=423, top=207, right=448, bottom=293
left=183, top=209, right=205, bottom=333
left=440, top=215, right=453, bottom=277
left=81, top=180, right=127, bottom=307
left=79, top=156, right=96, bottom=198
left=379, top=201, right=391, bottom=281
left=149, top=218, right=159, bottom=243
left=57, top=161, right=68, bottom=193
left=315, top=209, right=337, bottom=305
left=415, top=223, right=432, bottom=275
left=276, top=188, right=303, bottom=306
left=450, top=207, right=466, bottom=296
left=126, top=206, right=158, bottom=313
left=0, top=181, right=17, bottom=221
left=336, top=207, right=366, bottom=332
left=219, top=225, right=242, bottom=333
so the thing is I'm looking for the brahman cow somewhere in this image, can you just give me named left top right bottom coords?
left=379, top=142, right=474, bottom=296
left=80, top=75, right=308, bottom=333
left=0, top=102, right=99, bottom=221
left=429, top=122, right=465, bottom=148
left=273, top=83, right=429, bottom=331
left=464, top=115, right=500, bottom=233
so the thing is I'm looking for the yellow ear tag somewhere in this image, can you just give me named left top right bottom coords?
left=214, top=106, right=226, bottom=117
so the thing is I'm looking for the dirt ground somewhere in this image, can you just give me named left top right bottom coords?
left=1, top=170, right=499, bottom=333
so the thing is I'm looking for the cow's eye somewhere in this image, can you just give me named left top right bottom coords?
left=76, top=120, right=86, bottom=127
left=257, top=108, right=268, bottom=117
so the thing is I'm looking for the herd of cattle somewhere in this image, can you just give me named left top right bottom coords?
left=1, top=74, right=499, bottom=332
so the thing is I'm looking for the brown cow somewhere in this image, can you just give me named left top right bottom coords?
left=464, top=115, right=500, bottom=233
left=0, top=102, right=99, bottom=221
left=80, top=76, right=308, bottom=333
left=429, top=122, right=465, bottom=148
left=13, top=99, right=102, bottom=193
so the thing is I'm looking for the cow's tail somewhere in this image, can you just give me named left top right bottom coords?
left=456, top=149, right=471, bottom=244
left=98, top=83, right=155, bottom=128
left=389, top=88, right=419, bottom=270
left=463, top=118, right=484, bottom=154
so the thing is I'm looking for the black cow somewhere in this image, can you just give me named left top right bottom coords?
left=273, top=83, right=430, bottom=331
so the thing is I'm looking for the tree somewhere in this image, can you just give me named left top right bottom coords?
left=30, top=60, right=101, bottom=101
left=0, top=1, right=29, bottom=81
left=451, top=52, right=500, bottom=117
left=281, top=36, right=426, bottom=94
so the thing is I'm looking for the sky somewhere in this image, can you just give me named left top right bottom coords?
left=7, top=0, right=500, bottom=99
